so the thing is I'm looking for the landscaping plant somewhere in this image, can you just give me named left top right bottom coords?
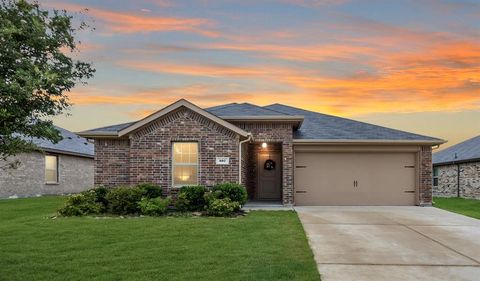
left=175, top=185, right=207, bottom=211
left=58, top=192, right=102, bottom=216
left=206, top=198, right=240, bottom=217
left=138, top=197, right=171, bottom=216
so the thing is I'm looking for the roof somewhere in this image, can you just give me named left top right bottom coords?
left=28, top=126, right=94, bottom=158
left=206, top=103, right=290, bottom=117
left=265, top=104, right=444, bottom=144
left=433, top=135, right=480, bottom=165
left=79, top=99, right=444, bottom=145
left=79, top=99, right=249, bottom=138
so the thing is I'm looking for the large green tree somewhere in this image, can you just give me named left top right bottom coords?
left=0, top=0, right=94, bottom=168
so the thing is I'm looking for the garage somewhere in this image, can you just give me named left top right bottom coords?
left=294, top=147, right=418, bottom=206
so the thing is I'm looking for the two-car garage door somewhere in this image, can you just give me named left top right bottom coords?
left=294, top=151, right=417, bottom=206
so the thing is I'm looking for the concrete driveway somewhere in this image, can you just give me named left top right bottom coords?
left=295, top=206, right=480, bottom=281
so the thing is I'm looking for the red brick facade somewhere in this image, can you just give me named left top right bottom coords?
left=93, top=105, right=434, bottom=207
left=233, top=122, right=294, bottom=205
left=95, top=108, right=240, bottom=194
left=419, top=145, right=433, bottom=205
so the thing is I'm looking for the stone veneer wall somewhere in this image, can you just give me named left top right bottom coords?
left=0, top=152, right=93, bottom=198
left=232, top=122, right=294, bottom=205
left=434, top=161, right=480, bottom=199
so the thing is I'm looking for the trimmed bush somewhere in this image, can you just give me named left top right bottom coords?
left=137, top=183, right=163, bottom=199
left=211, top=183, right=247, bottom=207
left=175, top=185, right=207, bottom=212
left=58, top=192, right=102, bottom=216
left=106, top=187, right=144, bottom=215
left=138, top=196, right=171, bottom=216
left=206, top=198, right=240, bottom=217
left=91, top=186, right=110, bottom=212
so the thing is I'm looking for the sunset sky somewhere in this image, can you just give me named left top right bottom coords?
left=45, top=0, right=480, bottom=149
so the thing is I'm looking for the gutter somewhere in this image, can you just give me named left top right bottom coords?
left=238, top=133, right=253, bottom=185
left=293, top=139, right=447, bottom=145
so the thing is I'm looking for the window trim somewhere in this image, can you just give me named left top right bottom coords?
left=45, top=154, right=59, bottom=184
left=171, top=141, right=199, bottom=188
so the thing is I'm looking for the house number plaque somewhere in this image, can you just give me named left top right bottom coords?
left=215, top=157, right=230, bottom=165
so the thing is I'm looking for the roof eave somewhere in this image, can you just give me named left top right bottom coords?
left=76, top=131, right=120, bottom=138
left=39, top=147, right=94, bottom=159
left=433, top=157, right=480, bottom=166
left=293, top=139, right=447, bottom=145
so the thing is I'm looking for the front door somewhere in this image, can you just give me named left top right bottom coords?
left=257, top=151, right=282, bottom=200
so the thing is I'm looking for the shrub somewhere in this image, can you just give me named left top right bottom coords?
left=137, top=183, right=163, bottom=199
left=205, top=198, right=240, bottom=217
left=91, top=186, right=110, bottom=212
left=138, top=197, right=171, bottom=216
left=211, top=183, right=247, bottom=207
left=175, top=185, right=207, bottom=211
left=58, top=192, right=102, bottom=216
left=106, top=187, right=144, bottom=215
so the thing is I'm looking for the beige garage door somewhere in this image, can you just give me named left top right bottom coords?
left=294, top=152, right=417, bottom=206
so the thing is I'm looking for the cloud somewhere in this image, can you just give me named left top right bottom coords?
left=45, top=1, right=217, bottom=36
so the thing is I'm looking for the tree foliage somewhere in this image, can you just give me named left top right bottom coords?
left=0, top=0, right=94, bottom=167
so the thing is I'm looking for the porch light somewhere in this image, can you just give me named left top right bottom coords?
left=261, top=142, right=267, bottom=149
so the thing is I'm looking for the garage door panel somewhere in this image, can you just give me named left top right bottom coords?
left=295, top=152, right=416, bottom=206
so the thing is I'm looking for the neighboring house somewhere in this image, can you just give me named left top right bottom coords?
left=79, top=99, right=444, bottom=206
left=0, top=127, right=94, bottom=198
left=433, top=135, right=480, bottom=199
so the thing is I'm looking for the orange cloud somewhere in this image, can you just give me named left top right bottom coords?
left=45, top=1, right=217, bottom=36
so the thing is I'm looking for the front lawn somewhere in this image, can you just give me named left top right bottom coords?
left=0, top=196, right=320, bottom=281
left=433, top=197, right=480, bottom=219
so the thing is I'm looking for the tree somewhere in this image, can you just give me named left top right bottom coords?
left=0, top=0, right=95, bottom=168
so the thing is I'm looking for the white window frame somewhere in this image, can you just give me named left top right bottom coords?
left=172, top=142, right=199, bottom=187
left=45, top=154, right=59, bottom=184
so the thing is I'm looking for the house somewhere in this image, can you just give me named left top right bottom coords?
left=433, top=135, right=480, bottom=199
left=0, top=126, right=94, bottom=198
left=78, top=99, right=444, bottom=206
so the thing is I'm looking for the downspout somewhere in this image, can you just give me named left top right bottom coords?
left=239, top=133, right=253, bottom=184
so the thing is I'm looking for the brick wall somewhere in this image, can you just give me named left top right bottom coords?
left=419, top=145, right=433, bottom=205
left=0, top=152, right=93, bottom=198
left=233, top=122, right=294, bottom=205
left=94, top=107, right=241, bottom=196
left=94, top=139, right=130, bottom=186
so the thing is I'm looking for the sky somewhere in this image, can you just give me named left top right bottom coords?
left=43, top=0, right=480, bottom=149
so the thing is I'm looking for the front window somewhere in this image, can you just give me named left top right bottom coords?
left=172, top=142, right=198, bottom=187
left=433, top=167, right=439, bottom=187
left=45, top=155, right=58, bottom=183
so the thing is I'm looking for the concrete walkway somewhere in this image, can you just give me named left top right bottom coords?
left=295, top=206, right=480, bottom=281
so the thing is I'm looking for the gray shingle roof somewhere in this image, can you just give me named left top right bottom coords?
left=88, top=122, right=136, bottom=132
left=82, top=101, right=443, bottom=143
left=433, top=135, right=480, bottom=165
left=27, top=126, right=94, bottom=158
left=206, top=103, right=289, bottom=117
left=265, top=104, right=443, bottom=141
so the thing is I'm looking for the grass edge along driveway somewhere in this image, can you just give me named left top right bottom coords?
left=433, top=196, right=480, bottom=219
left=0, top=196, right=320, bottom=281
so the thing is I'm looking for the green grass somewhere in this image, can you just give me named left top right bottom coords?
left=0, top=196, right=320, bottom=281
left=433, top=197, right=480, bottom=219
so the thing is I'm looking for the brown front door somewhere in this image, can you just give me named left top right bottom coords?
left=257, top=151, right=282, bottom=200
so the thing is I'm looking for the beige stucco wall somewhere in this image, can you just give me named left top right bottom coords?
left=0, top=152, right=93, bottom=198
left=434, top=161, right=480, bottom=199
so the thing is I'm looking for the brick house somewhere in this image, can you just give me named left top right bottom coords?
left=0, top=127, right=94, bottom=198
left=79, top=99, right=444, bottom=206
left=433, top=135, right=480, bottom=199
